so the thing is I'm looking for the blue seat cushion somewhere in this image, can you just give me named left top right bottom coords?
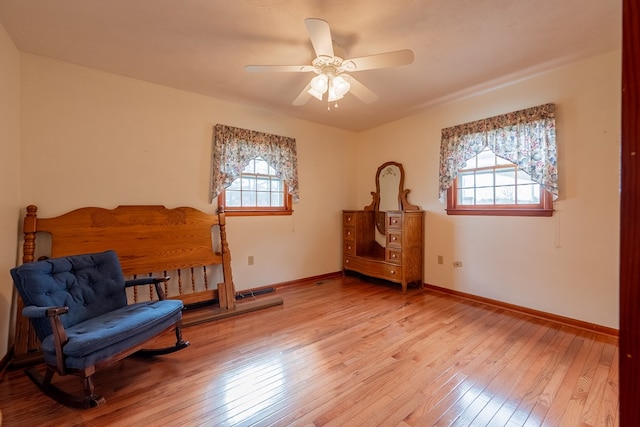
left=41, top=299, right=184, bottom=370
left=10, top=251, right=129, bottom=341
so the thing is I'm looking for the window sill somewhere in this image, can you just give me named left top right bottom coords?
left=223, top=209, right=293, bottom=217
left=446, top=208, right=554, bottom=217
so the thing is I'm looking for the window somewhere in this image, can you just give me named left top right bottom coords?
left=210, top=124, right=299, bottom=215
left=219, top=157, right=292, bottom=216
left=439, top=103, right=557, bottom=217
left=447, top=148, right=553, bottom=216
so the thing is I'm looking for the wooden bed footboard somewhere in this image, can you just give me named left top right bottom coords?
left=12, top=204, right=282, bottom=366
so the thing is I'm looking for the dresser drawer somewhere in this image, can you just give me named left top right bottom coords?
left=343, top=212, right=356, bottom=226
left=344, top=241, right=355, bottom=256
left=344, top=256, right=403, bottom=283
left=386, top=248, right=402, bottom=264
left=387, top=212, right=402, bottom=230
left=386, top=231, right=402, bottom=247
left=343, top=226, right=355, bottom=242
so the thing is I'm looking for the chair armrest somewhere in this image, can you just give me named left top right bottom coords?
left=22, top=305, right=70, bottom=374
left=22, top=305, right=69, bottom=318
left=125, top=276, right=170, bottom=300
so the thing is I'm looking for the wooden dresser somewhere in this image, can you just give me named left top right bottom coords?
left=343, top=209, right=424, bottom=292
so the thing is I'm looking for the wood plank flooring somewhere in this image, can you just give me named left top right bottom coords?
left=0, top=275, right=619, bottom=426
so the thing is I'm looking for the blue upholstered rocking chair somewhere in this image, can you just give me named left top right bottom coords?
left=10, top=250, right=189, bottom=408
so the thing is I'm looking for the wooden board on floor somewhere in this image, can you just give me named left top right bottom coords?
left=182, top=296, right=284, bottom=326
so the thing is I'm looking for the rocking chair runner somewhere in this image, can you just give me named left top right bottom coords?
left=10, top=250, right=189, bottom=408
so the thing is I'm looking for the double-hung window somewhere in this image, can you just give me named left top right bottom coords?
left=219, top=157, right=292, bottom=216
left=448, top=148, right=553, bottom=216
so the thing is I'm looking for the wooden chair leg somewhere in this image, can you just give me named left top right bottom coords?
left=43, top=366, right=55, bottom=386
left=175, top=323, right=187, bottom=347
left=83, top=375, right=95, bottom=399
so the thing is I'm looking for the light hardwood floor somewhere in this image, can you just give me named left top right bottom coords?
left=0, top=275, right=619, bottom=426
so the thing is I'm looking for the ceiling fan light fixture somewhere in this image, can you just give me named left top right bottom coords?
left=332, top=75, right=351, bottom=97
left=310, top=74, right=328, bottom=93
left=327, top=85, right=344, bottom=103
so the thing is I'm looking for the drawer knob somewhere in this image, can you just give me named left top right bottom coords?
left=390, top=270, right=395, bottom=274
left=392, top=254, right=397, bottom=258
left=346, top=259, right=350, bottom=264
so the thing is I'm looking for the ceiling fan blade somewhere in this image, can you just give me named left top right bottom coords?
left=304, top=18, right=334, bottom=58
left=346, top=49, right=414, bottom=71
left=292, top=84, right=312, bottom=106
left=245, top=65, right=315, bottom=73
left=346, top=76, right=378, bottom=103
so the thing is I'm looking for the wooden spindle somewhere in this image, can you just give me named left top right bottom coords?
left=132, top=274, right=138, bottom=302
left=164, top=270, right=168, bottom=295
left=22, top=205, right=38, bottom=263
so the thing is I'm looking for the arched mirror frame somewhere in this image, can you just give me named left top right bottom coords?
left=364, top=161, right=420, bottom=234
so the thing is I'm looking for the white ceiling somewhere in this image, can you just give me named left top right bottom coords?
left=0, top=0, right=621, bottom=132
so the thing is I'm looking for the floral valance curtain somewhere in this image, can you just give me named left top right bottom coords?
left=210, top=124, right=300, bottom=203
left=438, top=103, right=558, bottom=202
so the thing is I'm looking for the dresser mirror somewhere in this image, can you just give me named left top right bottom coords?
left=369, top=161, right=419, bottom=234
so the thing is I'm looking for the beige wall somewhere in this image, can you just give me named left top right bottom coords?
left=355, top=50, right=621, bottom=329
left=3, top=47, right=621, bottom=362
left=0, top=21, right=21, bottom=358
left=19, top=53, right=356, bottom=291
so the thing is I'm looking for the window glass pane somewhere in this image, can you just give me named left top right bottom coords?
left=256, top=191, right=271, bottom=206
left=495, top=185, right=516, bottom=204
left=459, top=172, right=474, bottom=189
left=476, top=187, right=494, bottom=204
left=271, top=178, right=282, bottom=191
left=517, top=184, right=541, bottom=203
left=475, top=170, right=494, bottom=188
left=476, top=150, right=495, bottom=168
left=271, top=192, right=283, bottom=206
left=241, top=177, right=255, bottom=190
left=458, top=188, right=475, bottom=205
left=256, top=178, right=270, bottom=191
left=225, top=190, right=241, bottom=207
left=241, top=192, right=256, bottom=206
left=496, top=168, right=516, bottom=186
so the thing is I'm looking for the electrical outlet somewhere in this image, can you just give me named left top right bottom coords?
left=437, top=255, right=444, bottom=265
left=248, top=255, right=254, bottom=265
left=453, top=261, right=463, bottom=268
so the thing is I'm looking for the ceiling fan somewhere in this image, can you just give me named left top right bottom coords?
left=244, top=18, right=414, bottom=109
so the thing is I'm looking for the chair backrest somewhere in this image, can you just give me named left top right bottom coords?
left=10, top=250, right=127, bottom=341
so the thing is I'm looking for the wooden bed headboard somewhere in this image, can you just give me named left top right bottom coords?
left=23, top=204, right=228, bottom=276
left=12, top=204, right=282, bottom=367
